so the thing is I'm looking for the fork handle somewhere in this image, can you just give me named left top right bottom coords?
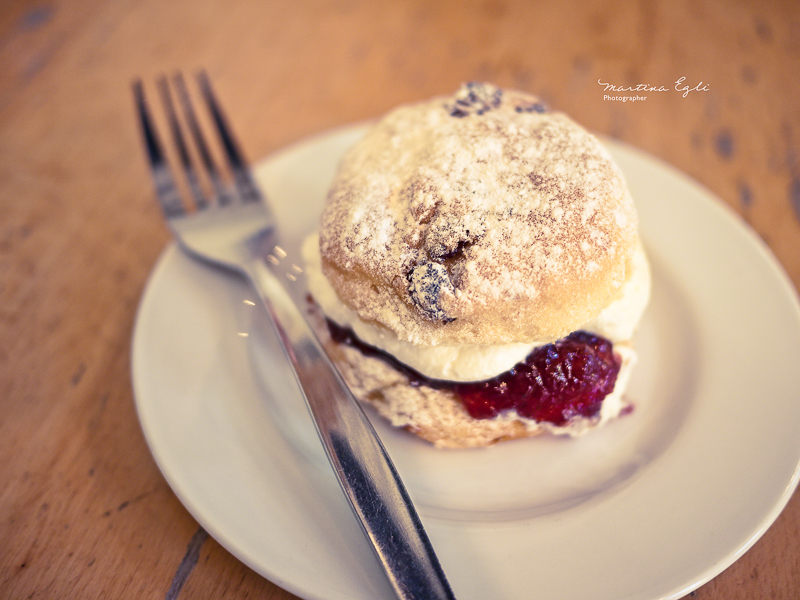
left=245, top=260, right=457, bottom=600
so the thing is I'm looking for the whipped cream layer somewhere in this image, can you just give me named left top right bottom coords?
left=302, top=233, right=650, bottom=382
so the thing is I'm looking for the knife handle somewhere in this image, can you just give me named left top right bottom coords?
left=248, top=260, right=457, bottom=600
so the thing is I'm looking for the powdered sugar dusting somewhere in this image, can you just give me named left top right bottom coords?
left=319, top=83, right=637, bottom=345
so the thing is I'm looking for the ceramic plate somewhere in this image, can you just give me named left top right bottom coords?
left=132, top=124, right=800, bottom=600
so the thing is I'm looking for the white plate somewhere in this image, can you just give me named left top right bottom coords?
left=132, top=124, right=800, bottom=600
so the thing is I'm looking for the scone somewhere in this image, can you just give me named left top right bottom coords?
left=303, top=82, right=650, bottom=448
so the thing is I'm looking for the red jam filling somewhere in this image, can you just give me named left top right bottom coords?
left=327, top=321, right=621, bottom=426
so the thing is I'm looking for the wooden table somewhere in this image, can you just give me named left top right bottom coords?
left=2, top=0, right=799, bottom=598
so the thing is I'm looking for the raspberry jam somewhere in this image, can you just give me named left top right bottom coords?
left=327, top=322, right=621, bottom=426
left=454, top=332, right=620, bottom=425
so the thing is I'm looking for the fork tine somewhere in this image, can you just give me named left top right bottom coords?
left=132, top=79, right=186, bottom=219
left=195, top=70, right=264, bottom=204
left=172, top=72, right=231, bottom=205
left=157, top=76, right=208, bottom=210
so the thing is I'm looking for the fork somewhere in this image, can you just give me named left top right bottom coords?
left=132, top=72, right=457, bottom=600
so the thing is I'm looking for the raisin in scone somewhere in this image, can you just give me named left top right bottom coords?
left=302, top=82, right=650, bottom=448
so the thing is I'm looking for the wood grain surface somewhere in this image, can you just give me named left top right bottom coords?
left=1, top=0, right=799, bottom=598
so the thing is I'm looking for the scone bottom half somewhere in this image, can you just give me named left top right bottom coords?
left=306, top=82, right=649, bottom=448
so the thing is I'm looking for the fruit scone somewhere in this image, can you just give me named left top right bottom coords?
left=302, top=82, right=650, bottom=448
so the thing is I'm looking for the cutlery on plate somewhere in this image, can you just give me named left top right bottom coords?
left=132, top=71, right=457, bottom=600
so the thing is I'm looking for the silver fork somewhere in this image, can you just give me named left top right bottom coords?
left=132, top=72, right=456, bottom=600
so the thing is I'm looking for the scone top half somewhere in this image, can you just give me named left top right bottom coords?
left=319, top=83, right=637, bottom=347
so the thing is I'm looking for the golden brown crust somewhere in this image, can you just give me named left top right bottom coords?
left=319, top=83, right=637, bottom=346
